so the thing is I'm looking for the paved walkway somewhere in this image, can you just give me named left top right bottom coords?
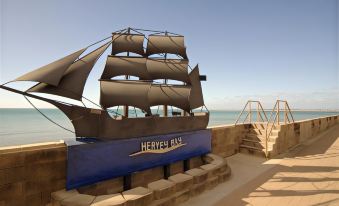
left=182, top=124, right=339, bottom=206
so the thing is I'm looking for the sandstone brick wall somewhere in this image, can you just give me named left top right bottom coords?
left=276, top=115, right=339, bottom=154
left=209, top=124, right=248, bottom=158
left=0, top=141, right=66, bottom=206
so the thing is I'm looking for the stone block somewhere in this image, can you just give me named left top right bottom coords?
left=25, top=161, right=66, bottom=180
left=147, top=179, right=175, bottom=200
left=0, top=166, right=25, bottom=186
left=91, top=194, right=126, bottom=206
left=0, top=152, right=25, bottom=169
left=60, top=194, right=95, bottom=206
left=27, top=178, right=66, bottom=196
left=188, top=156, right=203, bottom=168
left=206, top=176, right=218, bottom=190
left=189, top=182, right=206, bottom=197
left=174, top=189, right=190, bottom=205
left=0, top=182, right=24, bottom=200
left=168, top=173, right=193, bottom=192
left=25, top=193, right=42, bottom=206
left=149, top=195, right=175, bottom=206
left=122, top=187, right=153, bottom=206
left=24, top=147, right=66, bottom=165
left=200, top=164, right=220, bottom=178
left=218, top=167, right=231, bottom=183
left=169, top=161, right=184, bottom=175
left=185, top=168, right=208, bottom=184
left=51, top=189, right=79, bottom=201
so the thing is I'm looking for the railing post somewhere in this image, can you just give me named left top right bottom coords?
left=249, top=101, right=252, bottom=123
left=257, top=103, right=260, bottom=122
left=277, top=101, right=280, bottom=125
left=284, top=102, right=287, bottom=124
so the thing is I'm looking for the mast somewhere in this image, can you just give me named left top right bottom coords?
left=163, top=31, right=168, bottom=117
left=124, top=27, right=131, bottom=118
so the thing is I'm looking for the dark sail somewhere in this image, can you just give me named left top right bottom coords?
left=148, top=84, right=191, bottom=112
left=27, top=42, right=111, bottom=100
left=189, top=65, right=205, bottom=109
left=100, top=80, right=152, bottom=114
left=15, top=48, right=86, bottom=86
left=101, top=56, right=150, bottom=80
left=145, top=59, right=190, bottom=83
left=111, top=33, right=145, bottom=56
left=146, top=35, right=187, bottom=59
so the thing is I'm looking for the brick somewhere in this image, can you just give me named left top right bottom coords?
left=147, top=179, right=175, bottom=200
left=185, top=168, right=208, bottom=184
left=51, top=189, right=79, bottom=201
left=200, top=164, right=220, bottom=178
left=24, top=147, right=66, bottom=165
left=189, top=182, right=206, bottom=197
left=122, top=187, right=153, bottom=206
left=25, top=161, right=66, bottom=180
left=0, top=152, right=25, bottom=169
left=169, top=161, right=184, bottom=176
left=206, top=176, right=218, bottom=190
left=60, top=194, right=95, bottom=206
left=0, top=182, right=24, bottom=200
left=174, top=189, right=190, bottom=204
left=91, top=194, right=126, bottom=206
left=149, top=195, right=175, bottom=206
left=168, top=173, right=193, bottom=192
left=25, top=178, right=66, bottom=196
left=0, top=166, right=25, bottom=186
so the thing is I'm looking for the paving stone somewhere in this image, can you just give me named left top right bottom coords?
left=147, top=179, right=175, bottom=200
left=185, top=168, right=208, bottom=184
left=122, top=186, right=153, bottom=206
left=91, top=194, right=126, bottom=206
left=60, top=194, right=95, bottom=206
left=168, top=173, right=193, bottom=192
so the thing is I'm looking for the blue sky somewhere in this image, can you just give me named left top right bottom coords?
left=0, top=0, right=338, bottom=109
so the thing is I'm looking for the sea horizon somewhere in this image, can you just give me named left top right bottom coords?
left=1, top=108, right=339, bottom=147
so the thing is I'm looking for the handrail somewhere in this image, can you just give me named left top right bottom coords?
left=234, top=100, right=268, bottom=125
left=264, top=100, right=294, bottom=157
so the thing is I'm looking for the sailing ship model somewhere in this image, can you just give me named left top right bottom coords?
left=0, top=28, right=209, bottom=140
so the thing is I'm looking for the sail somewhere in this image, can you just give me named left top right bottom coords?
left=100, top=80, right=151, bottom=114
left=145, top=59, right=190, bottom=83
left=15, top=48, right=86, bottom=86
left=148, top=84, right=191, bottom=112
left=111, top=33, right=145, bottom=56
left=101, top=56, right=150, bottom=80
left=189, top=65, right=204, bottom=109
left=27, top=42, right=111, bottom=100
left=146, top=35, right=187, bottom=59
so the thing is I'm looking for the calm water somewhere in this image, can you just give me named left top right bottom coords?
left=0, top=108, right=338, bottom=146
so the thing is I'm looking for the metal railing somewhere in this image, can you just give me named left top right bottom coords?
left=234, top=100, right=268, bottom=125
left=264, top=100, right=294, bottom=157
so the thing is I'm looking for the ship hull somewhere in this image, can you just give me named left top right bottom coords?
left=70, top=107, right=209, bottom=140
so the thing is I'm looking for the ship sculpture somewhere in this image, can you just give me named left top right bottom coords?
left=0, top=28, right=209, bottom=140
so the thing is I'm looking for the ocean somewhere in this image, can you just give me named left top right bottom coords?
left=0, top=108, right=338, bottom=146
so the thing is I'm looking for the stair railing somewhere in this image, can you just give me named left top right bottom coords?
left=234, top=100, right=268, bottom=125
left=264, top=100, right=294, bottom=157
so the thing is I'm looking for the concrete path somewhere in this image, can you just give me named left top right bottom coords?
left=182, top=124, right=339, bottom=206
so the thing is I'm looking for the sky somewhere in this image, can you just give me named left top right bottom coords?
left=0, top=0, right=338, bottom=110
